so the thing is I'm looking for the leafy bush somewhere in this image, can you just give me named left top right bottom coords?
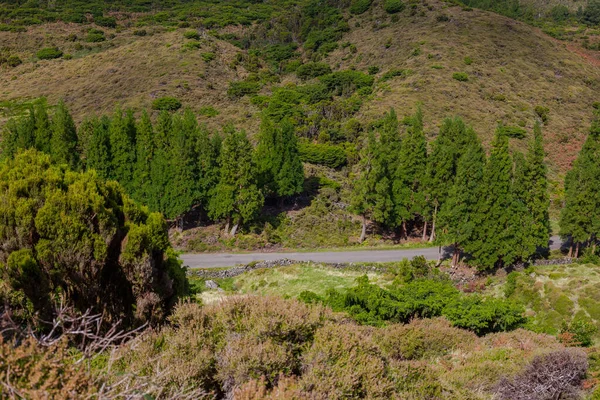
left=560, top=317, right=598, bottom=347
left=535, top=105, right=550, bottom=123
left=201, top=52, right=216, bottom=62
left=350, top=0, right=373, bottom=15
left=384, top=0, right=405, bottom=14
left=7, top=55, right=22, bottom=67
left=452, top=72, right=469, bottom=81
left=368, top=65, right=380, bottom=75
left=500, top=125, right=527, bottom=139
left=86, top=28, right=106, bottom=42
left=298, top=142, right=347, bottom=168
left=296, top=62, right=332, bottom=80
left=443, top=296, right=526, bottom=335
left=133, top=29, right=147, bottom=36
left=227, top=80, right=261, bottom=98
left=36, top=47, right=63, bottom=60
left=380, top=68, right=412, bottom=81
left=464, top=56, right=473, bottom=65
left=550, top=5, right=570, bottom=22
left=319, top=70, right=374, bottom=96
left=199, top=105, right=219, bottom=117
left=152, top=96, right=182, bottom=111
left=0, top=151, right=187, bottom=328
left=183, top=30, right=200, bottom=40
left=495, top=349, right=588, bottom=400
left=583, top=0, right=600, bottom=26
left=94, top=16, right=117, bottom=28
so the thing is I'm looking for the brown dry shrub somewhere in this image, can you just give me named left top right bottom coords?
left=495, top=348, right=588, bottom=400
left=482, top=328, right=562, bottom=353
left=116, top=296, right=332, bottom=397
left=389, top=360, right=445, bottom=399
left=300, top=323, right=395, bottom=398
left=0, top=337, right=97, bottom=399
left=234, top=375, right=310, bottom=400
left=377, top=318, right=477, bottom=361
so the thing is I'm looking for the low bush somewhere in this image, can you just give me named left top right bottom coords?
left=152, top=96, right=182, bottom=111
left=133, top=29, right=147, bottom=36
left=7, top=55, right=22, bottom=67
left=36, top=47, right=63, bottom=60
left=227, top=80, right=261, bottom=98
left=368, top=65, right=380, bottom=75
left=350, top=0, right=373, bottom=15
left=535, top=105, right=550, bottom=123
left=380, top=68, right=412, bottom=81
left=183, top=30, right=200, bottom=40
left=199, top=105, right=219, bottom=117
left=452, top=72, right=469, bottom=81
left=319, top=70, right=374, bottom=96
left=201, top=52, right=216, bottom=62
left=500, top=125, right=527, bottom=139
left=94, top=16, right=117, bottom=28
left=384, top=0, right=405, bottom=14
left=86, top=29, right=106, bottom=43
left=296, top=62, right=332, bottom=80
left=298, top=141, right=347, bottom=168
left=495, top=349, right=588, bottom=400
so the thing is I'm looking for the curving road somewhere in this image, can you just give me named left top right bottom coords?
left=181, top=236, right=564, bottom=269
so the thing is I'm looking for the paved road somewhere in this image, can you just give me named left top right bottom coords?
left=181, top=236, right=564, bottom=269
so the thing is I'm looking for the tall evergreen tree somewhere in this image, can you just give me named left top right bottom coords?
left=274, top=119, right=304, bottom=198
left=560, top=106, right=600, bottom=257
left=34, top=102, right=51, bottom=154
left=510, top=151, right=537, bottom=262
left=394, top=107, right=427, bottom=238
left=50, top=100, right=79, bottom=169
left=108, top=107, right=136, bottom=191
left=469, top=127, right=519, bottom=269
left=209, top=128, right=264, bottom=236
left=195, top=125, right=221, bottom=207
left=351, top=131, right=394, bottom=242
left=438, top=135, right=486, bottom=266
left=132, top=111, right=155, bottom=206
left=255, top=117, right=279, bottom=195
left=149, top=111, right=174, bottom=214
left=83, top=116, right=112, bottom=180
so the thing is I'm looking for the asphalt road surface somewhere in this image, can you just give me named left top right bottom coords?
left=180, top=235, right=564, bottom=269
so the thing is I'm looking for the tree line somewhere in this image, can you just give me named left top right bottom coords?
left=351, top=107, right=550, bottom=270
left=1, top=102, right=304, bottom=234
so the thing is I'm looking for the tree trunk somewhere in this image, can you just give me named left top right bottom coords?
left=422, top=220, right=428, bottom=242
left=575, top=242, right=580, bottom=258
left=437, top=245, right=442, bottom=263
left=224, top=216, right=231, bottom=237
left=359, top=215, right=367, bottom=243
left=452, top=244, right=460, bottom=267
left=177, top=216, right=184, bottom=233
left=230, top=223, right=239, bottom=237
left=402, top=220, right=408, bottom=240
left=568, top=243, right=573, bottom=258
left=429, top=204, right=438, bottom=243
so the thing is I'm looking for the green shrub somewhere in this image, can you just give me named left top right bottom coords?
left=133, top=29, right=147, bottom=36
left=368, top=66, right=380, bottom=75
left=7, top=55, right=22, bottom=67
left=298, top=142, right=347, bottom=168
left=36, top=47, right=63, bottom=60
left=534, top=105, right=550, bottom=123
left=384, top=0, right=405, bottom=14
left=183, top=30, right=200, bottom=40
left=86, top=28, right=106, bottom=43
left=350, top=0, right=373, bottom=15
left=319, top=70, right=374, bottom=96
left=201, top=52, right=216, bottom=62
left=464, top=56, right=473, bottom=65
left=380, top=68, right=412, bottom=81
left=199, top=106, right=219, bottom=117
left=560, top=317, right=597, bottom=347
left=431, top=64, right=443, bottom=69
left=504, top=272, right=519, bottom=298
left=452, top=72, right=469, bottom=82
left=500, top=125, right=527, bottom=139
left=443, top=296, right=526, bottom=335
left=550, top=4, right=570, bottom=22
left=152, top=97, right=182, bottom=111
left=296, top=62, right=332, bottom=80
left=94, top=16, right=117, bottom=28
left=183, top=41, right=201, bottom=50
left=227, top=81, right=261, bottom=98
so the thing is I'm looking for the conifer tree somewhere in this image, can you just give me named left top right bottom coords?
left=350, top=131, right=393, bottom=242
left=50, top=100, right=79, bottom=169
left=255, top=117, right=279, bottom=195
left=438, top=135, right=485, bottom=266
left=195, top=125, right=221, bottom=207
left=132, top=111, right=155, bottom=206
left=510, top=151, right=537, bottom=262
left=34, top=102, right=51, bottom=154
left=15, top=106, right=36, bottom=151
left=85, top=116, right=112, bottom=180
left=108, top=107, right=136, bottom=191
left=209, top=128, right=264, bottom=236
left=149, top=111, right=174, bottom=214
left=469, top=127, right=518, bottom=269
left=394, top=107, right=427, bottom=238
left=560, top=105, right=600, bottom=256
left=274, top=119, right=304, bottom=198
left=377, top=108, right=401, bottom=228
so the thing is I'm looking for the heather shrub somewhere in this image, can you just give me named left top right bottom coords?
left=495, top=349, right=588, bottom=400
left=86, top=28, right=106, bottom=42
left=300, top=323, right=395, bottom=397
left=36, top=47, right=63, bottom=60
left=152, top=96, right=182, bottom=111
left=7, top=55, right=22, bottom=67
left=452, top=72, right=469, bottom=81
left=184, top=30, right=201, bottom=40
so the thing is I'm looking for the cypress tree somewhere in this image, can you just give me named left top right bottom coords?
left=85, top=116, right=112, bottom=180
left=255, top=117, right=279, bottom=196
left=469, top=127, right=518, bottom=269
left=560, top=105, right=600, bottom=256
left=350, top=131, right=393, bottom=242
left=195, top=125, right=221, bottom=207
left=208, top=128, right=264, bottom=236
left=149, top=111, right=173, bottom=214
left=438, top=135, right=486, bottom=266
left=510, top=151, right=537, bottom=262
left=274, top=119, right=304, bottom=198
left=377, top=108, right=401, bottom=229
left=108, top=107, right=136, bottom=191
left=34, top=102, right=51, bottom=154
left=50, top=100, right=79, bottom=169
left=132, top=111, right=155, bottom=206
left=15, top=106, right=36, bottom=151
